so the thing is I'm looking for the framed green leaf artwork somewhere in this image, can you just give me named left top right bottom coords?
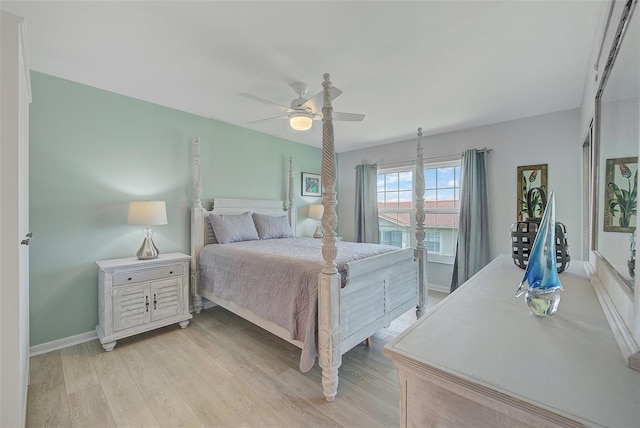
left=517, top=164, right=548, bottom=221
left=301, top=172, right=322, bottom=197
left=604, top=157, right=638, bottom=232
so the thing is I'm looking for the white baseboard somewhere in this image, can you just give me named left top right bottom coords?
left=30, top=330, right=98, bottom=357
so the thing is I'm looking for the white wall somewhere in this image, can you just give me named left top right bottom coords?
left=337, top=108, right=583, bottom=289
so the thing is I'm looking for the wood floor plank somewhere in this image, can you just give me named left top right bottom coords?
left=104, top=385, right=160, bottom=428
left=60, top=342, right=100, bottom=395
left=143, top=335, right=246, bottom=427
left=161, top=328, right=234, bottom=385
left=26, top=380, right=71, bottom=428
left=29, top=351, right=65, bottom=387
left=296, top=352, right=399, bottom=426
left=333, top=374, right=398, bottom=427
left=200, top=324, right=292, bottom=378
left=67, top=383, right=116, bottom=428
left=276, top=368, right=389, bottom=428
left=117, top=335, right=202, bottom=428
left=225, top=329, right=297, bottom=377
left=175, top=415, right=207, bottom=428
left=215, top=353, right=338, bottom=428
left=89, top=339, right=140, bottom=399
left=180, top=322, right=231, bottom=360
left=341, top=346, right=397, bottom=387
left=210, top=377, right=305, bottom=427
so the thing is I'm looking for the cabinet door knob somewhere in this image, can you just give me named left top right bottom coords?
left=145, top=296, right=149, bottom=312
left=20, top=238, right=30, bottom=245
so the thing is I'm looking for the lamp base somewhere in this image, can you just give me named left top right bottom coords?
left=313, top=223, right=324, bottom=239
left=136, top=237, right=159, bottom=260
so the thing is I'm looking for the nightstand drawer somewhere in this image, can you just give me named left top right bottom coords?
left=112, top=264, right=183, bottom=286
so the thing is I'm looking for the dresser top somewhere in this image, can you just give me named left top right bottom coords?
left=96, top=252, right=190, bottom=270
left=384, top=254, right=640, bottom=427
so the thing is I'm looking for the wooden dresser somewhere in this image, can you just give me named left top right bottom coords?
left=384, top=255, right=640, bottom=427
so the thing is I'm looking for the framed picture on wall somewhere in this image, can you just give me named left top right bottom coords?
left=302, top=172, right=322, bottom=197
left=517, top=164, right=548, bottom=221
left=604, top=156, right=638, bottom=233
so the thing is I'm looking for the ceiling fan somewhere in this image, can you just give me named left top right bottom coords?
left=240, top=82, right=365, bottom=131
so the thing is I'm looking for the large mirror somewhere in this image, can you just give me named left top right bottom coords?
left=596, top=0, right=639, bottom=294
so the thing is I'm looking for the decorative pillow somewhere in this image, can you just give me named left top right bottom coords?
left=252, top=213, right=294, bottom=240
left=208, top=212, right=259, bottom=244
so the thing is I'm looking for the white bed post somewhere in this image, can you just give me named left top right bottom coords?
left=318, top=73, right=342, bottom=402
left=414, top=128, right=428, bottom=318
left=191, top=137, right=204, bottom=314
left=288, top=156, right=297, bottom=236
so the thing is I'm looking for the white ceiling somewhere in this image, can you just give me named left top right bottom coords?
left=2, top=1, right=604, bottom=152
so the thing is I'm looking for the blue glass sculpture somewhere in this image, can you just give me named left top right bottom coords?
left=515, top=191, right=563, bottom=316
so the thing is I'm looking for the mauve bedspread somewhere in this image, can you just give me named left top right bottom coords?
left=198, top=237, right=399, bottom=371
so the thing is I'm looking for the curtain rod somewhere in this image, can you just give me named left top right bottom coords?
left=375, top=147, right=492, bottom=169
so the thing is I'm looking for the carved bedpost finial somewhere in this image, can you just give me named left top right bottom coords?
left=288, top=156, right=296, bottom=235
left=289, top=157, right=294, bottom=208
left=414, top=128, right=427, bottom=318
left=193, top=137, right=202, bottom=209
left=415, top=128, right=425, bottom=246
left=321, top=72, right=338, bottom=273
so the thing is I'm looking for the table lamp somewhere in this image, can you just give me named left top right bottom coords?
left=128, top=200, right=168, bottom=259
left=309, top=204, right=324, bottom=238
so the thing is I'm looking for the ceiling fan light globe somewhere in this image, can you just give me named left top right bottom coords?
left=290, top=113, right=313, bottom=131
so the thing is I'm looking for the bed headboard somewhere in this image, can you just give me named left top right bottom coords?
left=201, top=198, right=290, bottom=245
left=190, top=138, right=297, bottom=307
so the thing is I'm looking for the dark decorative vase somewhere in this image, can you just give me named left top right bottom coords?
left=511, top=187, right=570, bottom=273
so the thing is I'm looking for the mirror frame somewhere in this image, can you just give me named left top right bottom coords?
left=590, top=0, right=640, bottom=369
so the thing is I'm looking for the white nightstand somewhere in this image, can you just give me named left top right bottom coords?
left=96, top=252, right=192, bottom=351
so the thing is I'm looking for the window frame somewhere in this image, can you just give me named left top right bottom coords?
left=377, top=166, right=414, bottom=249
left=423, top=159, right=461, bottom=264
left=377, top=159, right=461, bottom=264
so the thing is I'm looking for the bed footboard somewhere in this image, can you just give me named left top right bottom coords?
left=340, top=248, right=418, bottom=352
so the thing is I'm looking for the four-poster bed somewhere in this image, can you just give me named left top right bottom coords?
left=190, top=73, right=428, bottom=402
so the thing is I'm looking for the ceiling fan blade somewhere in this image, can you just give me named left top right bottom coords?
left=239, top=93, right=294, bottom=113
left=333, top=112, right=365, bottom=122
left=300, top=86, right=343, bottom=113
left=246, top=115, right=288, bottom=124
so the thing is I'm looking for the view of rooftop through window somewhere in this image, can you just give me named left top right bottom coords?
left=377, top=163, right=460, bottom=259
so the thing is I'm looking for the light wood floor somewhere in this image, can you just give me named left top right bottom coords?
left=26, top=291, right=446, bottom=428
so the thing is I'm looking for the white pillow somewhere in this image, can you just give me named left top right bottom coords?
left=208, top=212, right=259, bottom=244
left=252, top=213, right=294, bottom=240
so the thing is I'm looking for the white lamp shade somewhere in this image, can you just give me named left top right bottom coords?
left=128, top=201, right=168, bottom=225
left=290, top=112, right=313, bottom=131
left=308, top=204, right=324, bottom=219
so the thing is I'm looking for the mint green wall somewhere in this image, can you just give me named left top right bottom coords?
left=29, top=72, right=322, bottom=346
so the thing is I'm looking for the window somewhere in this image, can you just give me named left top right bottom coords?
left=377, top=161, right=460, bottom=262
left=424, top=162, right=460, bottom=261
left=380, top=230, right=404, bottom=248
left=377, top=169, right=412, bottom=248
left=425, top=232, right=442, bottom=253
